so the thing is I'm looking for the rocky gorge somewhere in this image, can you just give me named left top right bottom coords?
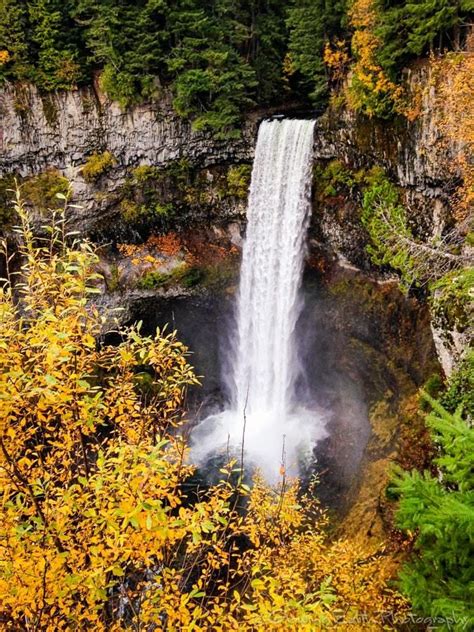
left=0, top=62, right=470, bottom=527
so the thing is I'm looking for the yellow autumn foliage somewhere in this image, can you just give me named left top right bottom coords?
left=0, top=50, right=10, bottom=66
left=347, top=0, right=404, bottom=117
left=0, top=189, right=407, bottom=630
left=324, top=40, right=350, bottom=85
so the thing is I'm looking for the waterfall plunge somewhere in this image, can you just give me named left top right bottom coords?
left=191, top=119, right=327, bottom=482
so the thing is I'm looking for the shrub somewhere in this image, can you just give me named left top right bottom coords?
left=315, top=160, right=356, bottom=197
left=137, top=265, right=204, bottom=291
left=131, top=165, right=161, bottom=184
left=137, top=269, right=171, bottom=289
left=81, top=151, right=116, bottom=183
left=440, top=351, right=474, bottom=420
left=21, top=169, right=70, bottom=213
left=430, top=268, right=474, bottom=333
left=119, top=199, right=147, bottom=224
left=226, top=164, right=251, bottom=199
left=0, top=189, right=408, bottom=630
left=120, top=199, right=174, bottom=225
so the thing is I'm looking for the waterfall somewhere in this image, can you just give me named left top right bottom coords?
left=192, top=119, right=327, bottom=482
left=233, top=119, right=315, bottom=416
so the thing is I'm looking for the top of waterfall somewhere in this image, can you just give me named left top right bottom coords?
left=265, top=114, right=317, bottom=121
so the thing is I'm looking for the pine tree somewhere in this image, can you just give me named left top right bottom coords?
left=376, top=0, right=474, bottom=78
left=218, top=0, right=288, bottom=104
left=166, top=0, right=256, bottom=137
left=0, top=0, right=31, bottom=82
left=391, top=392, right=474, bottom=627
left=74, top=0, right=169, bottom=106
left=404, top=0, right=473, bottom=55
left=286, top=0, right=347, bottom=104
left=28, top=0, right=86, bottom=90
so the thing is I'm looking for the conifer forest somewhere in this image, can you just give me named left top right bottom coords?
left=0, top=1, right=473, bottom=630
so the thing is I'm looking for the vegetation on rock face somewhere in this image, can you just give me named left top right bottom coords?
left=0, top=191, right=408, bottom=629
left=81, top=151, right=116, bottom=183
left=1, top=171, right=70, bottom=226
left=226, top=164, right=252, bottom=199
left=114, top=161, right=250, bottom=235
left=354, top=155, right=474, bottom=629
left=360, top=170, right=472, bottom=293
left=137, top=264, right=204, bottom=291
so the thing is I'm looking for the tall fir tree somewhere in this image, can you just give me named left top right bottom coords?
left=166, top=0, right=256, bottom=136
left=377, top=0, right=474, bottom=78
left=391, top=389, right=474, bottom=627
left=286, top=0, right=347, bottom=103
left=28, top=0, right=86, bottom=90
left=0, top=0, right=31, bottom=82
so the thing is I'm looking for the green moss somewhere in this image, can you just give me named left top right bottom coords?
left=81, top=151, right=116, bottom=183
left=1, top=170, right=70, bottom=226
left=319, top=160, right=356, bottom=197
left=0, top=174, right=18, bottom=227
left=166, top=158, right=190, bottom=177
left=314, top=160, right=390, bottom=201
left=120, top=199, right=174, bottom=225
left=119, top=160, right=250, bottom=230
left=21, top=170, right=70, bottom=214
left=136, top=261, right=233, bottom=292
left=40, top=93, right=58, bottom=126
left=137, top=270, right=171, bottom=290
left=154, top=202, right=174, bottom=217
left=176, top=266, right=204, bottom=287
left=137, top=264, right=202, bottom=290
left=131, top=165, right=161, bottom=184
left=430, top=268, right=474, bottom=332
left=225, top=164, right=251, bottom=199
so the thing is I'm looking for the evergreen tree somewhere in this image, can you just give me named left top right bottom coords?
left=377, top=0, right=474, bottom=78
left=166, top=0, right=256, bottom=137
left=404, top=0, right=474, bottom=55
left=391, top=391, right=474, bottom=627
left=286, top=0, right=347, bottom=103
left=220, top=0, right=289, bottom=104
left=0, top=0, right=30, bottom=82
left=74, top=0, right=168, bottom=106
left=28, top=0, right=86, bottom=90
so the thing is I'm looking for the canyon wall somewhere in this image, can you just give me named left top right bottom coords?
left=0, top=65, right=460, bottom=243
left=0, top=65, right=466, bottom=373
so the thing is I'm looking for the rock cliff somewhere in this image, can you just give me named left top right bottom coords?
left=0, top=64, right=467, bottom=373
left=0, top=65, right=460, bottom=246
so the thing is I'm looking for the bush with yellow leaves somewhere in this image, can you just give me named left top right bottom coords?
left=0, top=189, right=407, bottom=630
left=347, top=0, right=404, bottom=118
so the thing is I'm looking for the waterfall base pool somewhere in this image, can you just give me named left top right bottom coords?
left=127, top=260, right=437, bottom=513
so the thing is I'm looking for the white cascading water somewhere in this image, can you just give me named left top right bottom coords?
left=191, top=119, right=327, bottom=482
